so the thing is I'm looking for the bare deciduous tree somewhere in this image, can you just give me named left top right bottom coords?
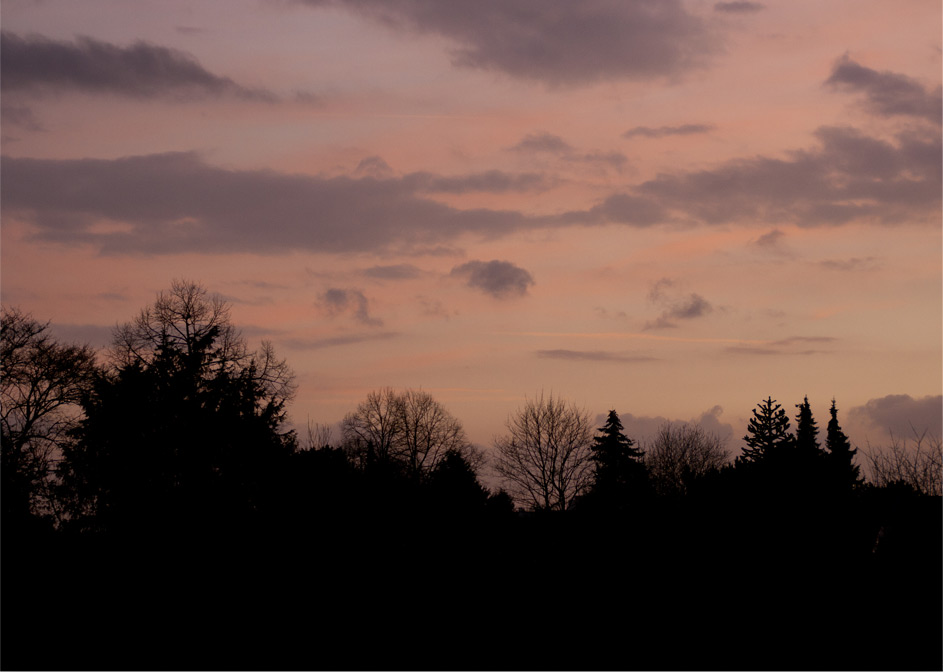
left=342, top=388, right=481, bottom=478
left=303, top=419, right=336, bottom=451
left=111, top=279, right=295, bottom=408
left=863, top=427, right=942, bottom=496
left=1, top=306, right=98, bottom=522
left=644, top=422, right=730, bottom=496
left=342, top=387, right=405, bottom=467
left=493, top=392, right=594, bottom=511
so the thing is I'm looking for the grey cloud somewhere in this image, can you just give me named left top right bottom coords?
left=510, top=133, right=628, bottom=172
left=0, top=31, right=274, bottom=101
left=693, top=406, right=735, bottom=444
left=284, top=331, right=399, bottom=350
left=362, top=264, right=423, bottom=280
left=317, top=288, right=382, bottom=326
left=300, top=0, right=717, bottom=86
left=509, top=132, right=573, bottom=154
left=645, top=278, right=712, bottom=329
left=636, top=125, right=941, bottom=227
left=623, top=124, right=714, bottom=138
left=770, top=336, right=838, bottom=347
left=450, top=260, right=534, bottom=299
left=1, top=102, right=44, bottom=131
left=714, top=2, right=765, bottom=13
left=725, top=336, right=837, bottom=356
left=586, top=193, right=668, bottom=226
left=724, top=346, right=826, bottom=356
left=292, top=90, right=323, bottom=105
left=818, top=257, right=880, bottom=271
left=826, top=55, right=943, bottom=122
left=753, top=228, right=787, bottom=250
left=537, top=350, right=657, bottom=363
left=3, top=122, right=937, bottom=260
left=648, top=278, right=676, bottom=304
left=354, top=156, right=394, bottom=178
left=644, top=316, right=680, bottom=330
left=405, top=170, right=553, bottom=193
left=611, top=406, right=735, bottom=446
left=567, top=151, right=629, bottom=171
left=723, top=346, right=779, bottom=356
left=849, top=394, right=943, bottom=439
left=667, top=293, right=711, bottom=320
left=417, top=296, right=455, bottom=320
left=0, top=152, right=545, bottom=256
left=593, top=307, right=628, bottom=320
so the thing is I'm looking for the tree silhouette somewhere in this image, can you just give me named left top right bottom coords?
left=587, top=409, right=648, bottom=505
left=794, top=396, right=821, bottom=459
left=426, top=448, right=489, bottom=517
left=493, top=392, right=594, bottom=511
left=737, top=396, right=793, bottom=467
left=1, top=306, right=98, bottom=529
left=645, top=421, right=729, bottom=497
left=825, top=399, right=861, bottom=491
left=58, top=281, right=296, bottom=534
left=342, top=387, right=482, bottom=480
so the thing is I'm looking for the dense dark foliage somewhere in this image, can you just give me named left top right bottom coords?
left=2, top=289, right=940, bottom=671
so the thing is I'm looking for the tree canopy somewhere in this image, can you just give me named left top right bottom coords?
left=58, top=281, right=296, bottom=533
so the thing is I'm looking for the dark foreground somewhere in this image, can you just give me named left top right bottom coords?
left=3, top=493, right=940, bottom=671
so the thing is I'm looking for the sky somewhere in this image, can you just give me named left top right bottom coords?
left=2, top=0, right=941, bottom=471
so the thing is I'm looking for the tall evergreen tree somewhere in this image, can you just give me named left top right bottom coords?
left=737, top=397, right=793, bottom=466
left=590, top=410, right=647, bottom=502
left=825, top=399, right=861, bottom=490
left=794, top=396, right=821, bottom=460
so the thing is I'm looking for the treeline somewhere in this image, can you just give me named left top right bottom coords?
left=2, top=281, right=940, bottom=671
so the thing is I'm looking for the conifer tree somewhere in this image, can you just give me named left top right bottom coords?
left=825, top=399, right=861, bottom=490
left=794, top=396, right=821, bottom=459
left=590, top=409, right=647, bottom=501
left=738, top=397, right=793, bottom=466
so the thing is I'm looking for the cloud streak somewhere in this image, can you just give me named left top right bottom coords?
left=826, top=54, right=943, bottom=122
left=536, top=349, right=657, bottom=363
left=405, top=170, right=553, bottom=194
left=0, top=152, right=542, bottom=255
left=713, top=2, right=765, bottom=13
left=2, top=119, right=938, bottom=258
left=510, top=132, right=628, bottom=171
left=284, top=332, right=399, bottom=350
left=724, top=336, right=838, bottom=356
left=634, top=126, right=941, bottom=227
left=0, top=31, right=275, bottom=101
left=623, top=124, right=714, bottom=139
left=299, top=0, right=718, bottom=86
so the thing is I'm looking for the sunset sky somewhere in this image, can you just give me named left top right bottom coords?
left=2, top=0, right=940, bottom=465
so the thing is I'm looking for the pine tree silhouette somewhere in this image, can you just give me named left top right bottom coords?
left=589, top=410, right=648, bottom=505
left=825, top=399, right=861, bottom=491
left=737, top=396, right=793, bottom=466
left=794, top=396, right=821, bottom=459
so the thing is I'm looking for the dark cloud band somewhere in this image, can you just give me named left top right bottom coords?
left=299, top=0, right=717, bottom=86
left=826, top=54, right=943, bottom=123
left=0, top=31, right=274, bottom=101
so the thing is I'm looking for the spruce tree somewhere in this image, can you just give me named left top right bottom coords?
left=825, top=399, right=861, bottom=490
left=738, top=397, right=793, bottom=466
left=794, top=396, right=821, bottom=459
left=590, top=410, right=647, bottom=502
